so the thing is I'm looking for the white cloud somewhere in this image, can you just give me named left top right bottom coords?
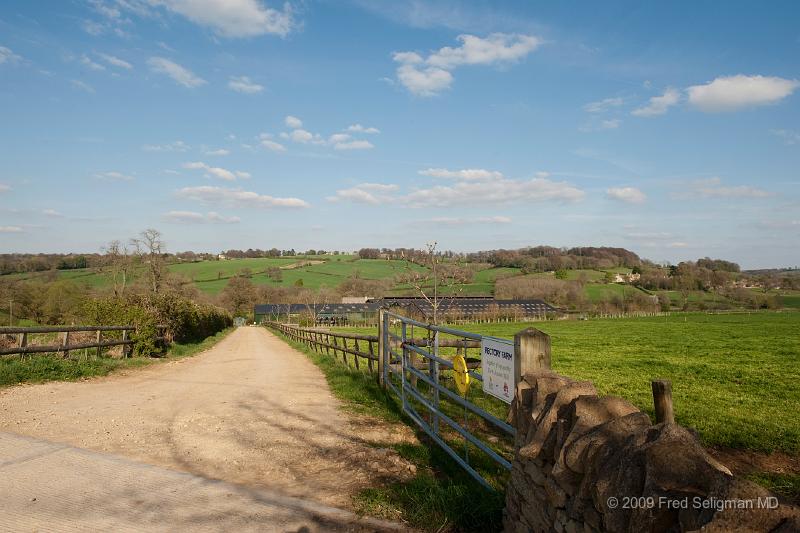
left=330, top=171, right=582, bottom=207
left=289, top=128, right=315, bottom=143
left=153, top=0, right=293, bottom=38
left=176, top=185, right=309, bottom=208
left=327, top=183, right=399, bottom=205
left=426, top=33, right=542, bottom=69
left=164, top=210, right=240, bottom=224
left=143, top=140, right=190, bottom=152
left=678, top=177, right=772, bottom=199
left=259, top=135, right=287, bottom=152
left=328, top=133, right=351, bottom=144
left=205, top=148, right=230, bottom=156
left=80, top=54, right=106, bottom=71
left=334, top=139, right=374, bottom=150
left=770, top=129, right=800, bottom=145
left=606, top=187, right=646, bottom=204
left=393, top=33, right=541, bottom=96
left=0, top=46, right=21, bottom=65
left=282, top=116, right=375, bottom=149
left=285, top=115, right=303, bottom=128
left=0, top=226, right=23, bottom=233
left=580, top=118, right=621, bottom=132
left=426, top=216, right=512, bottom=226
left=228, top=75, right=264, bottom=94
left=632, top=88, right=680, bottom=117
left=94, top=171, right=134, bottom=181
left=0, top=184, right=10, bottom=193
left=147, top=57, right=206, bottom=88
left=182, top=161, right=249, bottom=181
left=419, top=168, right=503, bottom=181
left=394, top=63, right=454, bottom=97
left=686, top=75, right=799, bottom=112
left=583, top=97, right=623, bottom=113
left=347, top=124, right=380, bottom=134
left=96, top=52, right=133, bottom=69
left=71, top=79, right=96, bottom=93
left=43, top=209, right=63, bottom=217
left=405, top=176, right=584, bottom=207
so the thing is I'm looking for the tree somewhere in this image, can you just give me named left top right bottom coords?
left=266, top=266, right=283, bottom=282
left=399, top=242, right=471, bottom=324
left=657, top=293, right=671, bottom=312
left=554, top=269, right=568, bottom=280
left=130, top=228, right=166, bottom=294
left=358, top=248, right=380, bottom=259
left=300, top=286, right=338, bottom=325
left=102, top=240, right=133, bottom=297
left=219, top=276, right=256, bottom=317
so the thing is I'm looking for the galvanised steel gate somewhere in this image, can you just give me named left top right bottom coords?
left=379, top=310, right=516, bottom=490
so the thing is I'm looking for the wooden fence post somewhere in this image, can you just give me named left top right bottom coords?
left=513, top=327, right=551, bottom=385
left=96, top=329, right=102, bottom=358
left=122, top=329, right=130, bottom=358
left=61, top=331, right=70, bottom=358
left=651, top=379, right=675, bottom=424
left=377, top=308, right=386, bottom=387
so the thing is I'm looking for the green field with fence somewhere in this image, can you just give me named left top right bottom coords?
left=333, top=311, right=800, bottom=454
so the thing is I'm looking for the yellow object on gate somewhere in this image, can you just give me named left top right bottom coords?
left=452, top=355, right=470, bottom=395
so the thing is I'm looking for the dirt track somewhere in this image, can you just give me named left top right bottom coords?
left=0, top=327, right=414, bottom=515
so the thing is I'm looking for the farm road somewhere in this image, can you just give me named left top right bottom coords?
left=0, top=327, right=413, bottom=532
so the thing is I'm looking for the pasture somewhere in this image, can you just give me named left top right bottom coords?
left=337, top=312, right=800, bottom=454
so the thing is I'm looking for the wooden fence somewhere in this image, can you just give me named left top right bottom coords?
left=266, top=321, right=484, bottom=375
left=0, top=325, right=168, bottom=358
left=268, top=322, right=380, bottom=373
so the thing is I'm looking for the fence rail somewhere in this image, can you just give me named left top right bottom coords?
left=0, top=325, right=168, bottom=358
left=266, top=322, right=380, bottom=373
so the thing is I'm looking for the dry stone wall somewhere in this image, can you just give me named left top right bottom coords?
left=503, top=370, right=799, bottom=532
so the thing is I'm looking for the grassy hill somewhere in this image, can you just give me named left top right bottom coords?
left=4, top=257, right=799, bottom=310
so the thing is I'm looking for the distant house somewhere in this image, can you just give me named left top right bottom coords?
left=613, top=272, right=641, bottom=283
left=217, top=254, right=227, bottom=260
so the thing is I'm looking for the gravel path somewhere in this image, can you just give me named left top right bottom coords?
left=0, top=327, right=414, bottom=530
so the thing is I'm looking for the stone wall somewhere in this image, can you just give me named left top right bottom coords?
left=503, top=370, right=799, bottom=532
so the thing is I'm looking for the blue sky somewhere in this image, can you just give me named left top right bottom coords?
left=0, top=0, right=798, bottom=268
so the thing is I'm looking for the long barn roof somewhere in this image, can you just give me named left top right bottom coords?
left=254, top=298, right=556, bottom=316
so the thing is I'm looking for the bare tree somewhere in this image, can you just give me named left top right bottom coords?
left=130, top=228, right=166, bottom=294
left=399, top=242, right=470, bottom=324
left=101, top=240, right=132, bottom=297
left=300, top=286, right=338, bottom=325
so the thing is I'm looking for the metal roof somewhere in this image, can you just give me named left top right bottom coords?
left=254, top=298, right=556, bottom=316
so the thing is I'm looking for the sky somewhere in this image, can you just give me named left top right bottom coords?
left=0, top=0, right=798, bottom=269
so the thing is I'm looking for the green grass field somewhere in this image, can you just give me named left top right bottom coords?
left=337, top=312, right=800, bottom=454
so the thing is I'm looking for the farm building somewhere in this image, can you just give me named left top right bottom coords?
left=253, top=296, right=557, bottom=325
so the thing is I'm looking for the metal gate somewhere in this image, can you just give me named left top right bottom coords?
left=379, top=310, right=516, bottom=490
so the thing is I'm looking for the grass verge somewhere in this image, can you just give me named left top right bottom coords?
left=271, top=329, right=505, bottom=532
left=0, top=327, right=234, bottom=388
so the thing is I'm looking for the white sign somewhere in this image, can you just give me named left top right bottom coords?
left=481, top=337, right=515, bottom=404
